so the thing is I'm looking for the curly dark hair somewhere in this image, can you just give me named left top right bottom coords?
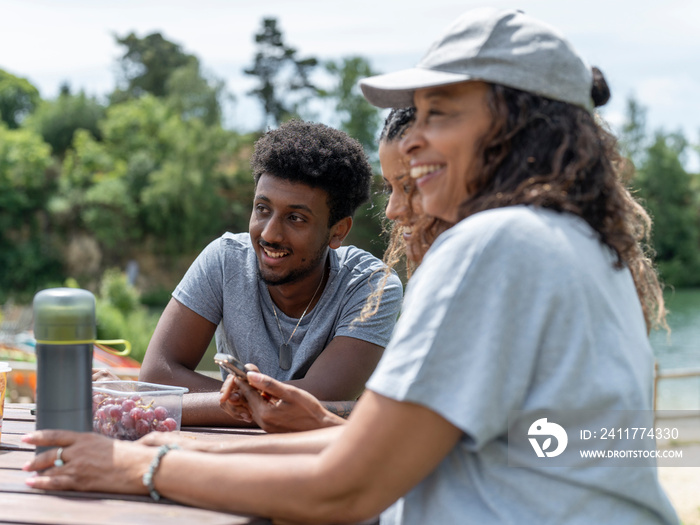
left=457, top=69, right=665, bottom=331
left=250, top=119, right=373, bottom=227
left=379, top=107, right=416, bottom=142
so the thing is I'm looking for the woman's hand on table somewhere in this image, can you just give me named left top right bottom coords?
left=235, top=371, right=345, bottom=433
left=21, top=430, right=153, bottom=495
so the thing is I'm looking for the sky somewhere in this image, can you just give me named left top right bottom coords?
left=2, top=0, right=699, bottom=166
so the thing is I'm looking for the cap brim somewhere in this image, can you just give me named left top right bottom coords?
left=360, top=67, right=471, bottom=108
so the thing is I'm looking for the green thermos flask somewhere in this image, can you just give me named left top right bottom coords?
left=33, top=288, right=95, bottom=452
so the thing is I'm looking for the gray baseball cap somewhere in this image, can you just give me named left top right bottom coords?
left=360, top=8, right=594, bottom=112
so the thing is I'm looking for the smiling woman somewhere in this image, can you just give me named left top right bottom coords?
left=401, top=82, right=493, bottom=223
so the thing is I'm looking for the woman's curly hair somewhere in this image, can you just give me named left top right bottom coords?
left=457, top=69, right=666, bottom=331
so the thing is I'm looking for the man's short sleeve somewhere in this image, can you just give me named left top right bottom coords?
left=333, top=263, right=403, bottom=348
left=172, top=234, right=245, bottom=325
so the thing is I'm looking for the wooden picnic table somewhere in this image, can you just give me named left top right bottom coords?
left=0, top=403, right=272, bottom=524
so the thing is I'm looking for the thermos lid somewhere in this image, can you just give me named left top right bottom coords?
left=33, top=288, right=96, bottom=342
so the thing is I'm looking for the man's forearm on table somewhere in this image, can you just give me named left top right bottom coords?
left=182, top=392, right=253, bottom=427
left=140, top=365, right=223, bottom=392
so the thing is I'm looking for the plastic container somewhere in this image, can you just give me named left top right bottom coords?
left=0, top=362, right=11, bottom=444
left=92, top=381, right=188, bottom=440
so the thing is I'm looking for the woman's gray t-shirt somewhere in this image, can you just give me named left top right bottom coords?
left=368, top=206, right=677, bottom=525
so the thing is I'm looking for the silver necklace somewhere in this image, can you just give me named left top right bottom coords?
left=270, top=271, right=325, bottom=370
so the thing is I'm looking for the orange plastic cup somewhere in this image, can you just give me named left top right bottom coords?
left=0, top=362, right=11, bottom=443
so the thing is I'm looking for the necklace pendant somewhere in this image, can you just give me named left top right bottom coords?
left=279, top=343, right=292, bottom=370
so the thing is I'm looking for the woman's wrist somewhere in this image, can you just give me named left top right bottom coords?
left=142, top=444, right=180, bottom=501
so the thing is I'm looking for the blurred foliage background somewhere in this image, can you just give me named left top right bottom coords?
left=1, top=17, right=698, bottom=361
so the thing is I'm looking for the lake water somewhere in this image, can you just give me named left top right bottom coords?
left=650, top=289, right=700, bottom=410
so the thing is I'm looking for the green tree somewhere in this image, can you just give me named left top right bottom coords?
left=56, top=96, right=253, bottom=264
left=51, top=128, right=135, bottom=260
left=619, top=96, right=648, bottom=169
left=0, top=69, right=40, bottom=129
left=113, top=32, right=195, bottom=98
left=111, top=32, right=225, bottom=126
left=165, top=61, right=227, bottom=126
left=0, top=123, right=61, bottom=301
left=633, top=130, right=700, bottom=286
left=24, top=84, right=105, bottom=156
left=244, top=17, right=319, bottom=128
left=320, top=57, right=387, bottom=257
left=324, top=57, right=383, bottom=156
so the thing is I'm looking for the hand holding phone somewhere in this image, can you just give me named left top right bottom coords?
left=214, top=353, right=248, bottom=381
left=215, top=353, right=272, bottom=402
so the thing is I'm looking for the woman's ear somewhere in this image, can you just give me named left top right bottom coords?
left=329, top=217, right=353, bottom=249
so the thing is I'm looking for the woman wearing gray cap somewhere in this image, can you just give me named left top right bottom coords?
left=23, top=8, right=678, bottom=524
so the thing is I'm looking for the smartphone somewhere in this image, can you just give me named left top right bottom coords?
left=214, top=353, right=271, bottom=401
left=214, top=353, right=248, bottom=381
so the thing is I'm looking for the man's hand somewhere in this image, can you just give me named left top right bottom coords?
left=233, top=371, right=346, bottom=433
left=92, top=368, right=120, bottom=382
left=219, top=372, right=254, bottom=423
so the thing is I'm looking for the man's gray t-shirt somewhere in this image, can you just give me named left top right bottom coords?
left=173, top=232, right=403, bottom=381
left=367, top=206, right=677, bottom=524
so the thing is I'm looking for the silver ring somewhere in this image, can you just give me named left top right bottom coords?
left=54, top=447, right=64, bottom=467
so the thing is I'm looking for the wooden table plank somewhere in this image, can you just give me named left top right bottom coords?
left=0, top=466, right=37, bottom=494
left=181, top=426, right=266, bottom=436
left=0, top=431, right=34, bottom=450
left=0, top=492, right=271, bottom=524
left=2, top=404, right=35, bottom=421
left=0, top=404, right=273, bottom=525
left=1, top=419, right=34, bottom=435
left=0, top=449, right=30, bottom=469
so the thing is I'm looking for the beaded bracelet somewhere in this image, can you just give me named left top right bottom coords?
left=142, top=444, right=180, bottom=501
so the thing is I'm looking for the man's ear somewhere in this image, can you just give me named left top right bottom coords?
left=329, top=217, right=353, bottom=249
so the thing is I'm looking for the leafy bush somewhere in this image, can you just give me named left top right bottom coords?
left=0, top=123, right=62, bottom=301
left=95, top=269, right=160, bottom=363
left=140, top=287, right=173, bottom=308
left=24, top=89, right=105, bottom=156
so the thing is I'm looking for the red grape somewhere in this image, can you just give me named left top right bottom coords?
left=92, top=389, right=180, bottom=440
left=162, top=418, right=178, bottom=432
left=154, top=406, right=168, bottom=421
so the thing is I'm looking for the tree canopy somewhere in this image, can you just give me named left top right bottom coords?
left=0, top=69, right=40, bottom=129
left=114, top=32, right=195, bottom=98
left=244, top=18, right=319, bottom=128
left=111, top=32, right=225, bottom=126
left=24, top=85, right=104, bottom=156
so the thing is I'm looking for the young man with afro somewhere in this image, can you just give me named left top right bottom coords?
left=138, top=120, right=403, bottom=427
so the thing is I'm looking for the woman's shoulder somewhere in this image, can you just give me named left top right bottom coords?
left=459, top=205, right=582, bottom=232
left=426, top=206, right=599, bottom=274
left=436, top=206, right=562, bottom=247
